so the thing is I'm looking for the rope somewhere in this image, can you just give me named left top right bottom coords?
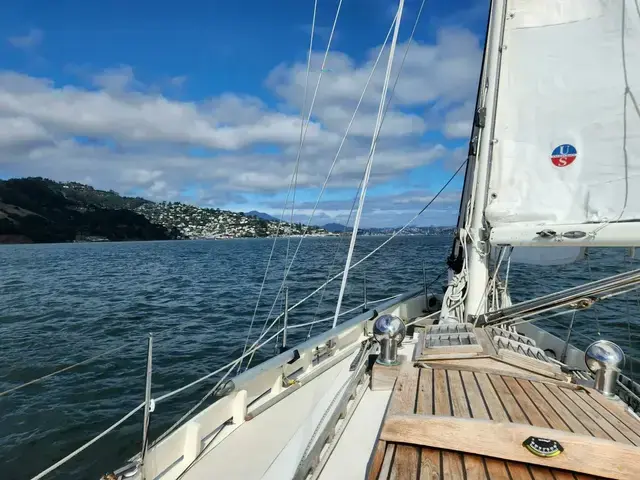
left=256, top=158, right=468, bottom=338
left=285, top=0, right=319, bottom=285
left=238, top=0, right=344, bottom=369
left=31, top=402, right=144, bottom=480
left=333, top=0, right=406, bottom=327
left=0, top=343, right=129, bottom=398
left=155, top=326, right=284, bottom=404
left=256, top=14, right=399, bottom=347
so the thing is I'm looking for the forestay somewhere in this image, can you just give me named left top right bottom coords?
left=485, top=0, right=640, bottom=246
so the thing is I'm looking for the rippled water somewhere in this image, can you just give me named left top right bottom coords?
left=1, top=237, right=638, bottom=479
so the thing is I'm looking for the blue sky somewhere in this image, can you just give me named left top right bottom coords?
left=0, top=0, right=489, bottom=227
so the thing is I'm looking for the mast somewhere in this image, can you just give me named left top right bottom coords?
left=446, top=4, right=494, bottom=279
left=463, top=0, right=507, bottom=319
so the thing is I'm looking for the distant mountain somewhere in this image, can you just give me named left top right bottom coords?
left=247, top=210, right=279, bottom=222
left=322, top=222, right=352, bottom=233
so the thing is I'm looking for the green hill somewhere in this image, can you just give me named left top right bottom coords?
left=0, top=178, right=179, bottom=244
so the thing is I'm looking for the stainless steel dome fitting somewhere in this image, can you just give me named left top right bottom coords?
left=373, top=314, right=406, bottom=366
left=584, top=340, right=625, bottom=397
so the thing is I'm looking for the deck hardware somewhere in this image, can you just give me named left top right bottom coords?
left=523, top=436, right=564, bottom=457
left=585, top=340, right=625, bottom=397
left=373, top=315, right=406, bottom=366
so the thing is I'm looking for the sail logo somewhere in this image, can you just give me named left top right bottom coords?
left=550, top=144, right=577, bottom=167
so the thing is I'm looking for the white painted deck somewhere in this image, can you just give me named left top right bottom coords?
left=182, top=351, right=357, bottom=479
left=178, top=339, right=417, bottom=480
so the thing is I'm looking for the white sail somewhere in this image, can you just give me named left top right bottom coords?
left=485, top=0, right=640, bottom=247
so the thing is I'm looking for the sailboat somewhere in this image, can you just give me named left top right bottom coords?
left=28, top=0, right=640, bottom=479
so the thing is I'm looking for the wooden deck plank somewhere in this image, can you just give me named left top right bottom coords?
left=516, top=378, right=572, bottom=432
left=460, top=371, right=489, bottom=419
left=447, top=370, right=487, bottom=479
left=367, top=441, right=387, bottom=480
left=418, top=447, right=441, bottom=480
left=433, top=369, right=465, bottom=479
left=586, top=388, right=640, bottom=434
left=416, top=369, right=440, bottom=479
left=378, top=443, right=396, bottom=480
left=417, top=368, right=434, bottom=415
left=488, top=374, right=529, bottom=424
left=528, top=464, right=555, bottom=479
left=501, top=376, right=549, bottom=428
left=574, top=389, right=640, bottom=446
left=557, top=387, right=632, bottom=444
left=484, top=458, right=511, bottom=479
left=380, top=414, right=640, bottom=479
left=543, top=469, right=574, bottom=480
left=448, top=369, right=471, bottom=417
left=372, top=357, right=640, bottom=480
left=542, top=383, right=611, bottom=440
left=388, top=363, right=419, bottom=415
left=389, top=445, right=419, bottom=480
left=530, top=382, right=592, bottom=436
left=475, top=372, right=510, bottom=422
left=464, top=453, right=489, bottom=480
left=424, top=357, right=561, bottom=383
left=506, top=461, right=533, bottom=480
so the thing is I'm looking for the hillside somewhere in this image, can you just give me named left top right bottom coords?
left=0, top=178, right=329, bottom=244
left=0, top=178, right=179, bottom=244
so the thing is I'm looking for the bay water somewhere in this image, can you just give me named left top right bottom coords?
left=1, top=236, right=638, bottom=479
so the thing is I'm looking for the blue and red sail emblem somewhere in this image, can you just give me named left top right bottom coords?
left=550, top=144, right=577, bottom=167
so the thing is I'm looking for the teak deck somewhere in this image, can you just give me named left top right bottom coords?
left=366, top=357, right=640, bottom=479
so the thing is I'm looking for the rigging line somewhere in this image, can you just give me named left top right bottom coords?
left=259, top=0, right=427, bottom=338
left=585, top=250, right=602, bottom=336
left=285, top=0, right=319, bottom=275
left=283, top=0, right=320, bottom=305
left=271, top=158, right=469, bottom=333
left=153, top=355, right=240, bottom=447
left=286, top=0, right=344, bottom=253
left=252, top=14, right=399, bottom=351
left=31, top=402, right=145, bottom=480
left=309, top=177, right=364, bottom=338
left=333, top=0, right=405, bottom=328
left=306, top=0, right=431, bottom=335
left=626, top=251, right=635, bottom=379
left=248, top=0, right=346, bottom=352
left=246, top=158, right=467, bottom=370
left=268, top=0, right=428, bottom=330
left=238, top=0, right=330, bottom=371
left=0, top=343, right=129, bottom=398
left=155, top=326, right=283, bottom=404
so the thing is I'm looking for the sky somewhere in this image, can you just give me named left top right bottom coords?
left=0, top=0, right=489, bottom=227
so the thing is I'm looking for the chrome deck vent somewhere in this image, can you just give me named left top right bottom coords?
left=585, top=340, right=625, bottom=398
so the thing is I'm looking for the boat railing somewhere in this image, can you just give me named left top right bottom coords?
left=24, top=287, right=424, bottom=480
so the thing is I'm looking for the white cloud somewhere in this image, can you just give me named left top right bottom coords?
left=92, top=65, right=140, bottom=92
left=8, top=28, right=43, bottom=50
left=0, top=25, right=481, bottom=225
